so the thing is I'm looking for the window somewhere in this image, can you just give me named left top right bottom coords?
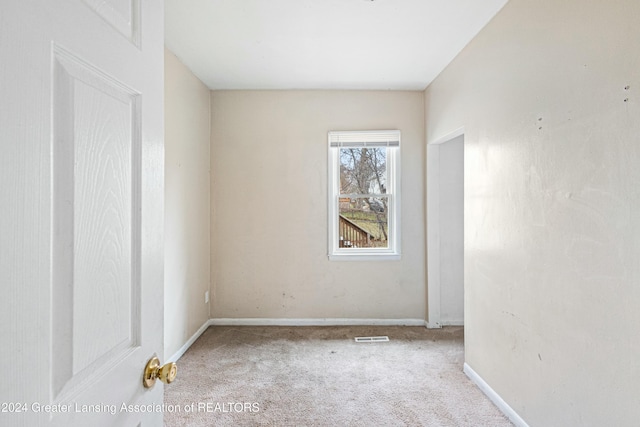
left=328, top=130, right=401, bottom=260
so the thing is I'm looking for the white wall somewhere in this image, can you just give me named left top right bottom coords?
left=210, top=90, right=425, bottom=320
left=438, top=136, right=464, bottom=325
left=425, top=0, right=640, bottom=425
left=164, top=49, right=211, bottom=358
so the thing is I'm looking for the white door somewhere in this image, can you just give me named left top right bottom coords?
left=437, top=136, right=464, bottom=325
left=0, top=1, right=166, bottom=426
left=426, top=130, right=465, bottom=328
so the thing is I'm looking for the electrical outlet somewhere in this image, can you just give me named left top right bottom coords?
left=205, top=290, right=210, bottom=304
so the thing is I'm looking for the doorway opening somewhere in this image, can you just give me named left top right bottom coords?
left=426, top=129, right=464, bottom=328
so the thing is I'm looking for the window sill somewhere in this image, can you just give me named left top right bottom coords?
left=328, top=253, right=401, bottom=262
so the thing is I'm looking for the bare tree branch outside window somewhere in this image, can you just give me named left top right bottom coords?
left=339, top=147, right=389, bottom=247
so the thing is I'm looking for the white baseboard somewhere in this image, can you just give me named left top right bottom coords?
left=463, top=363, right=529, bottom=427
left=426, top=320, right=464, bottom=328
left=441, top=319, right=464, bottom=326
left=209, top=318, right=426, bottom=326
left=166, top=320, right=212, bottom=363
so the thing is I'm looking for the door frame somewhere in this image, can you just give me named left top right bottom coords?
left=426, top=127, right=464, bottom=329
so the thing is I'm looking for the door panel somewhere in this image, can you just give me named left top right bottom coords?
left=52, top=45, right=142, bottom=401
left=83, top=0, right=141, bottom=45
left=0, top=1, right=164, bottom=426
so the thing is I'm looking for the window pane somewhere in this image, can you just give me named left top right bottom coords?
left=339, top=147, right=387, bottom=195
left=338, top=197, right=389, bottom=248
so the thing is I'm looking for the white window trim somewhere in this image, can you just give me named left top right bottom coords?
left=327, top=130, right=401, bottom=261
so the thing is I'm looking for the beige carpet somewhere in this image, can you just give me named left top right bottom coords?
left=163, top=326, right=513, bottom=427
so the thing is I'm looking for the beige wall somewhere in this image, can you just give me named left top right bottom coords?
left=164, top=49, right=211, bottom=358
left=210, top=91, right=425, bottom=320
left=425, top=0, right=640, bottom=425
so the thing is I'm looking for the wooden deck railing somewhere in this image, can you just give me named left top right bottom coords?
left=339, top=215, right=371, bottom=248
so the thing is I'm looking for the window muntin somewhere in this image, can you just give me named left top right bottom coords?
left=328, top=130, right=400, bottom=260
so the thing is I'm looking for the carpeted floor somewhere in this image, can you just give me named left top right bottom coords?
left=163, top=326, right=513, bottom=427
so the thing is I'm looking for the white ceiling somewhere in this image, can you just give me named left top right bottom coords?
left=165, top=0, right=509, bottom=91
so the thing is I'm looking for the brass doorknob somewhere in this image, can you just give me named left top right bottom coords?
left=143, top=356, right=177, bottom=388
